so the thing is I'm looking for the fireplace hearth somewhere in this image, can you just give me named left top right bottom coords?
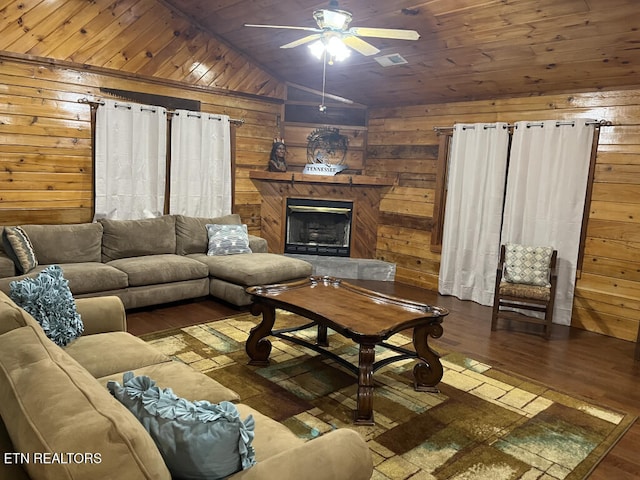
left=285, top=198, right=353, bottom=257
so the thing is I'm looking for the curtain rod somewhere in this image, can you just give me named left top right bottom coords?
left=78, top=98, right=245, bottom=126
left=433, top=119, right=611, bottom=132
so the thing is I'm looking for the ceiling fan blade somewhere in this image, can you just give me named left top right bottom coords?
left=280, top=34, right=321, bottom=49
left=244, top=24, right=322, bottom=33
left=348, top=27, right=420, bottom=41
left=342, top=36, right=380, bottom=56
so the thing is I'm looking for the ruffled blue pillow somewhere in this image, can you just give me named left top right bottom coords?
left=9, top=265, right=83, bottom=346
left=107, top=372, right=256, bottom=480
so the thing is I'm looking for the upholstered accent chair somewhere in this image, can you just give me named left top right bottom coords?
left=491, top=243, right=558, bottom=339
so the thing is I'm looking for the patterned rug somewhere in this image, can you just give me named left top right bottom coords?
left=141, top=311, right=635, bottom=480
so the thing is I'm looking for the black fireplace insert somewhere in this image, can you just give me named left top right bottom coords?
left=284, top=198, right=353, bottom=257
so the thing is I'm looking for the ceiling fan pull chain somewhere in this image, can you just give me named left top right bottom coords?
left=320, top=50, right=327, bottom=112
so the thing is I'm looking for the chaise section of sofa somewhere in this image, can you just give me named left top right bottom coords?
left=175, top=214, right=313, bottom=306
left=0, top=292, right=373, bottom=480
left=203, top=253, right=313, bottom=306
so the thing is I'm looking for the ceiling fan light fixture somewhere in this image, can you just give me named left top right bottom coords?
left=308, top=40, right=326, bottom=59
left=308, top=36, right=350, bottom=63
left=313, top=8, right=352, bottom=30
left=246, top=1, right=419, bottom=62
left=327, top=36, right=350, bottom=61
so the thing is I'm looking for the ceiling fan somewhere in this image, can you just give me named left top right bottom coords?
left=244, top=0, right=420, bottom=60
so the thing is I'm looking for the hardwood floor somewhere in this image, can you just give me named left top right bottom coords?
left=126, top=297, right=245, bottom=336
left=126, top=281, right=640, bottom=479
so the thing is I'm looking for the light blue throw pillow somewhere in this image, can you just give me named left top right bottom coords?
left=9, top=265, right=83, bottom=346
left=206, top=223, right=252, bottom=256
left=107, top=372, right=256, bottom=480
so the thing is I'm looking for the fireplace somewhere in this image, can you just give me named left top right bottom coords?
left=285, top=198, right=353, bottom=257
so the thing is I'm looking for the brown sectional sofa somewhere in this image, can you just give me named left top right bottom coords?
left=0, top=214, right=312, bottom=309
left=0, top=291, right=373, bottom=480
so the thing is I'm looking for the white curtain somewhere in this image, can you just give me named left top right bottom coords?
left=170, top=110, right=231, bottom=217
left=94, top=99, right=167, bottom=220
left=439, top=123, right=510, bottom=305
left=501, top=119, right=595, bottom=325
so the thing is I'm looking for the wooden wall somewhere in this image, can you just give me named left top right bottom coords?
left=1, top=0, right=638, bottom=342
left=0, top=0, right=284, bottom=233
left=282, top=124, right=367, bottom=173
left=368, top=89, right=640, bottom=342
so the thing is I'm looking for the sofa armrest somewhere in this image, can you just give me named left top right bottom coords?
left=230, top=429, right=373, bottom=480
left=248, top=235, right=268, bottom=253
left=75, top=295, right=127, bottom=335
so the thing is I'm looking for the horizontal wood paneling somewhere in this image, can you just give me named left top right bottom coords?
left=1, top=0, right=638, bottom=346
left=0, top=53, right=282, bottom=226
left=281, top=124, right=367, bottom=172
left=0, top=0, right=284, bottom=227
left=0, top=0, right=286, bottom=227
left=368, top=87, right=640, bottom=341
left=0, top=0, right=283, bottom=98
left=158, top=0, right=640, bottom=107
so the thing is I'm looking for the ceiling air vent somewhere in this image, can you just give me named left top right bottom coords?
left=374, top=53, right=408, bottom=67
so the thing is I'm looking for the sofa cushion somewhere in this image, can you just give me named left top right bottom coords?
left=21, top=223, right=103, bottom=264
left=97, top=360, right=241, bottom=404
left=108, top=372, right=256, bottom=480
left=59, top=262, right=130, bottom=294
left=206, top=224, right=252, bottom=256
left=2, top=226, right=38, bottom=274
left=100, top=216, right=177, bottom=262
left=0, top=325, right=171, bottom=480
left=193, top=253, right=312, bottom=286
left=175, top=214, right=241, bottom=255
left=0, top=262, right=130, bottom=296
left=108, top=254, right=208, bottom=287
left=65, top=331, right=171, bottom=378
left=9, top=265, right=84, bottom=347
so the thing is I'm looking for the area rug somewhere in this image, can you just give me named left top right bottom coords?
left=141, top=311, right=635, bottom=480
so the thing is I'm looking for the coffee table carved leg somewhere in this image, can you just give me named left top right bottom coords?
left=412, top=320, right=444, bottom=393
left=317, top=324, right=329, bottom=347
left=246, top=303, right=276, bottom=366
left=354, top=343, right=376, bottom=425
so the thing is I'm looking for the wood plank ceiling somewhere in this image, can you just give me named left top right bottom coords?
left=161, top=0, right=640, bottom=107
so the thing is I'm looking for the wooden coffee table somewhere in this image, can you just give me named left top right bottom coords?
left=245, top=276, right=449, bottom=425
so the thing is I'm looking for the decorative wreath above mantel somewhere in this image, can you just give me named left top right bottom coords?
left=306, top=127, right=349, bottom=165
